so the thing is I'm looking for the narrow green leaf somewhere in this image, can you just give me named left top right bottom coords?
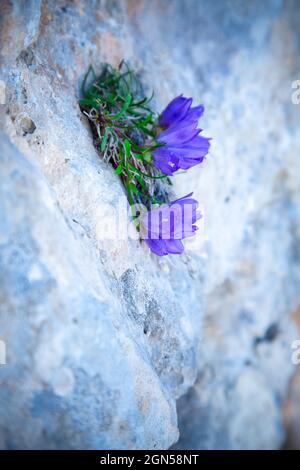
left=100, top=128, right=110, bottom=153
left=139, top=126, right=155, bottom=137
left=136, top=175, right=146, bottom=188
left=123, top=139, right=131, bottom=157
left=143, top=152, right=152, bottom=163
left=128, top=162, right=167, bottom=180
left=128, top=183, right=139, bottom=194
left=139, top=113, right=154, bottom=126
left=79, top=98, right=97, bottom=106
left=115, top=164, right=123, bottom=175
left=81, top=65, right=96, bottom=96
left=110, top=93, right=132, bottom=120
left=131, top=96, right=149, bottom=107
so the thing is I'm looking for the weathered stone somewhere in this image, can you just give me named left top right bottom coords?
left=0, top=132, right=179, bottom=449
left=0, top=0, right=299, bottom=450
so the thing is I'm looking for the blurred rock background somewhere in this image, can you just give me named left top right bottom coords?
left=0, top=0, right=299, bottom=449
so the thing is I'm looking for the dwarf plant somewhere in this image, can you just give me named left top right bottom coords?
left=79, top=62, right=210, bottom=256
left=79, top=62, right=172, bottom=211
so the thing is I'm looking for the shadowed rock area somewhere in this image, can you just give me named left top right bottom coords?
left=0, top=0, right=300, bottom=449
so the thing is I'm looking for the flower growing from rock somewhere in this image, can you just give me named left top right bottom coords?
left=80, top=64, right=210, bottom=257
left=153, top=95, right=211, bottom=175
left=140, top=193, right=201, bottom=256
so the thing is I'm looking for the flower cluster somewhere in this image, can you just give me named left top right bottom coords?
left=153, top=96, right=210, bottom=175
left=140, top=193, right=202, bottom=256
left=80, top=63, right=210, bottom=256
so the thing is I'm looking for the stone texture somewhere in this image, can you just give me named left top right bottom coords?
left=0, top=0, right=300, bottom=450
left=282, top=306, right=300, bottom=449
left=0, top=132, right=180, bottom=449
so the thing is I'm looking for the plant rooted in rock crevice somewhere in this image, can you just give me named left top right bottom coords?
left=79, top=62, right=210, bottom=256
left=80, top=62, right=172, bottom=209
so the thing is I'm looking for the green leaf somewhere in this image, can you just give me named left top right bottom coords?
left=139, top=113, right=154, bottom=126
left=110, top=93, right=132, bottom=120
left=139, top=126, right=155, bottom=137
left=131, top=96, right=148, bottom=107
left=115, top=164, right=123, bottom=175
left=136, top=175, right=146, bottom=188
left=128, top=183, right=139, bottom=194
left=79, top=98, right=97, bottom=107
left=143, top=152, right=152, bottom=163
left=81, top=64, right=96, bottom=96
left=127, top=162, right=166, bottom=180
left=100, top=128, right=110, bottom=152
left=123, top=138, right=131, bottom=157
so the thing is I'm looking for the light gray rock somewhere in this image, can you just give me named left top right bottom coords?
left=0, top=0, right=300, bottom=450
left=0, top=132, right=180, bottom=449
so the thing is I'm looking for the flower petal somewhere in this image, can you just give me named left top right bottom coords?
left=145, top=239, right=168, bottom=256
left=165, top=239, right=184, bottom=254
left=142, top=193, right=202, bottom=255
left=153, top=147, right=179, bottom=175
left=158, top=122, right=200, bottom=146
left=186, top=104, right=204, bottom=123
left=159, top=95, right=192, bottom=127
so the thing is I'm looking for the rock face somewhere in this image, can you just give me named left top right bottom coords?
left=0, top=0, right=299, bottom=450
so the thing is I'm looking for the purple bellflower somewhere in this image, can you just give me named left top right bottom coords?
left=153, top=95, right=211, bottom=175
left=140, top=193, right=202, bottom=256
